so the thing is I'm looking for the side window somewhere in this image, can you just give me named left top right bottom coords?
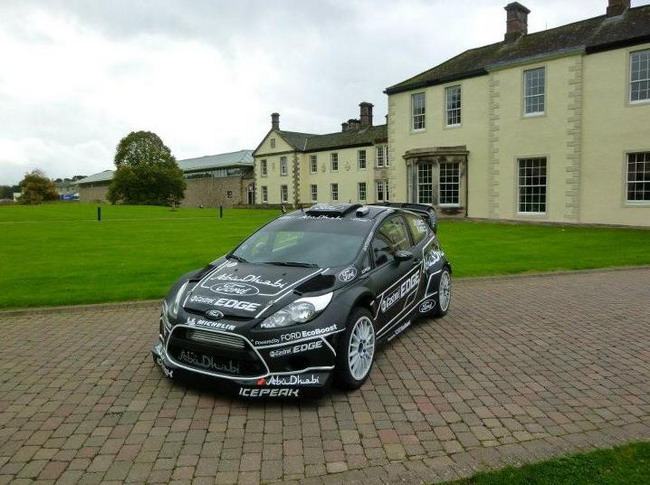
left=371, top=217, right=411, bottom=266
left=405, top=213, right=429, bottom=245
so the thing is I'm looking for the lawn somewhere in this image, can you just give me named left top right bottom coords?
left=446, top=441, right=650, bottom=485
left=0, top=203, right=648, bottom=309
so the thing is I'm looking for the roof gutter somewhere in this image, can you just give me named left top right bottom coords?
left=384, top=68, right=487, bottom=95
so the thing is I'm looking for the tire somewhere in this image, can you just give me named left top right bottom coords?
left=334, top=308, right=376, bottom=390
left=431, top=267, right=452, bottom=318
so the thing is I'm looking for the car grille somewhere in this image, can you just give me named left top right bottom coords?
left=167, top=327, right=265, bottom=378
left=186, top=329, right=245, bottom=349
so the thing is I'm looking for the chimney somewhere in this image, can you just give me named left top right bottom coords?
left=341, top=122, right=349, bottom=132
left=359, top=102, right=374, bottom=128
left=271, top=112, right=280, bottom=130
left=348, top=119, right=360, bottom=131
left=607, top=0, right=630, bottom=16
left=504, top=2, right=530, bottom=42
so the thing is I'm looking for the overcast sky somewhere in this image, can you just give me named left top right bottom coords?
left=0, top=0, right=630, bottom=185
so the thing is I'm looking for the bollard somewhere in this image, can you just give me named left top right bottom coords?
left=219, top=205, right=223, bottom=218
left=97, top=207, right=101, bottom=222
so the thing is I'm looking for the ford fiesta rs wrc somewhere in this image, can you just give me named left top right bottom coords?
left=152, top=202, right=451, bottom=397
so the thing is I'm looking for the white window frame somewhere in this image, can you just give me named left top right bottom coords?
left=309, top=155, right=318, bottom=174
left=630, top=49, right=650, bottom=104
left=411, top=92, right=426, bottom=130
left=376, top=146, right=388, bottom=168
left=416, top=164, right=433, bottom=204
left=439, top=162, right=460, bottom=206
left=260, top=160, right=267, bottom=177
left=280, top=185, right=288, bottom=203
left=330, top=183, right=339, bottom=201
left=445, top=85, right=462, bottom=127
left=517, top=157, right=547, bottom=214
left=330, top=153, right=339, bottom=172
left=261, top=186, right=268, bottom=204
left=523, top=67, right=545, bottom=116
left=375, top=180, right=390, bottom=202
left=358, top=182, right=367, bottom=201
left=280, top=156, right=288, bottom=176
left=310, top=184, right=318, bottom=202
left=358, top=150, right=367, bottom=170
left=626, top=151, right=650, bottom=204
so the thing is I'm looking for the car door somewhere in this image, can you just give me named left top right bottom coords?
left=366, top=215, right=420, bottom=335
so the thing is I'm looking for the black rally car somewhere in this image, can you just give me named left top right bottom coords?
left=152, top=203, right=451, bottom=397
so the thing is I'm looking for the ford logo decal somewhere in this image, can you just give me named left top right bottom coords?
left=205, top=310, right=224, bottom=320
left=209, top=282, right=260, bottom=296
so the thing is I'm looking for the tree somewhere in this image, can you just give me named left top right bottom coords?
left=108, top=131, right=186, bottom=206
left=17, top=170, right=59, bottom=204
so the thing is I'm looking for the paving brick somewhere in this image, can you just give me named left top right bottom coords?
left=0, top=269, right=648, bottom=484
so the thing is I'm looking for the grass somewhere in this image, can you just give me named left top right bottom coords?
left=0, top=203, right=648, bottom=309
left=446, top=441, right=650, bottom=485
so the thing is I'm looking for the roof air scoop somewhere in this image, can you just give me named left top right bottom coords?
left=305, top=203, right=362, bottom=217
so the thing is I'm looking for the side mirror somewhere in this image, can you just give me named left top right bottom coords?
left=394, top=250, right=413, bottom=263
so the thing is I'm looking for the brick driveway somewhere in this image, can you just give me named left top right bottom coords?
left=1, top=267, right=649, bottom=484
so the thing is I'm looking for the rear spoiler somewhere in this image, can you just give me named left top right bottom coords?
left=371, top=202, right=438, bottom=233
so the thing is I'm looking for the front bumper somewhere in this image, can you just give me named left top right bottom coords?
left=152, top=321, right=338, bottom=398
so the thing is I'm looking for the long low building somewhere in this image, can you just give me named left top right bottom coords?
left=76, top=150, right=255, bottom=207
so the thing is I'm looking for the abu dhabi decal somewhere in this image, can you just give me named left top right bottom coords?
left=178, top=350, right=240, bottom=374
left=209, top=282, right=260, bottom=297
left=239, top=388, right=299, bottom=398
left=387, top=320, right=411, bottom=342
left=418, top=299, right=436, bottom=313
left=258, top=373, right=324, bottom=386
left=186, top=317, right=236, bottom=332
left=156, top=358, right=174, bottom=379
left=280, top=324, right=337, bottom=343
left=212, top=273, right=287, bottom=289
left=380, top=273, right=421, bottom=313
left=268, top=340, right=323, bottom=358
left=338, top=267, right=357, bottom=283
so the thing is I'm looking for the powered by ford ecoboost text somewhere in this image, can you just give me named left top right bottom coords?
left=152, top=203, right=452, bottom=397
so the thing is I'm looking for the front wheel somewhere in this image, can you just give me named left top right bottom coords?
left=334, top=308, right=376, bottom=390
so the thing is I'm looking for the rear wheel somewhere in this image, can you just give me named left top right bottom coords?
left=335, top=308, right=376, bottom=390
left=432, top=268, right=451, bottom=318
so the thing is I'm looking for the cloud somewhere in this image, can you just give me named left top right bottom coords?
left=0, top=0, right=614, bottom=185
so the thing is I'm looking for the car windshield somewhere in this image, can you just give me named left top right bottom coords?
left=231, top=214, right=370, bottom=268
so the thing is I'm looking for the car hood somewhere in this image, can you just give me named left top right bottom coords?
left=181, top=260, right=334, bottom=319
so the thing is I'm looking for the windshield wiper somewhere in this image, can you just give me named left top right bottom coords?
left=226, top=253, right=248, bottom=263
left=260, top=261, right=318, bottom=268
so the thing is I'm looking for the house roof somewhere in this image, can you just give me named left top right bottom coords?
left=178, top=149, right=253, bottom=172
left=272, top=124, right=388, bottom=153
left=74, top=170, right=114, bottom=185
left=385, top=4, right=650, bottom=94
left=76, top=150, right=254, bottom=185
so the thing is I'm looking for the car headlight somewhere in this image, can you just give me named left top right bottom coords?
left=161, top=302, right=172, bottom=331
left=167, top=281, right=188, bottom=321
left=259, top=293, right=333, bottom=329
